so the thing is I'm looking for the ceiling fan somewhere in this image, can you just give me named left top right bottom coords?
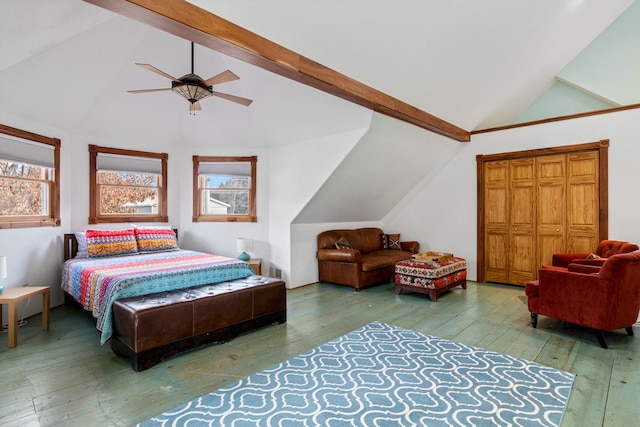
left=128, top=42, right=253, bottom=113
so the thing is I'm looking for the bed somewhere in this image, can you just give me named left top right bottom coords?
left=61, top=228, right=287, bottom=370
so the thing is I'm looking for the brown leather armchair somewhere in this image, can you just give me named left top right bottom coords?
left=317, top=228, right=419, bottom=291
left=549, top=239, right=639, bottom=269
left=526, top=250, right=640, bottom=348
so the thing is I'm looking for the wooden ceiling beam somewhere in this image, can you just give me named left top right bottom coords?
left=85, top=0, right=470, bottom=142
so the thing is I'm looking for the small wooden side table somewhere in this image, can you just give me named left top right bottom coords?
left=0, top=286, right=50, bottom=348
left=247, top=259, right=262, bottom=275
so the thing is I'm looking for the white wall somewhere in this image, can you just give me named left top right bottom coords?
left=269, top=127, right=370, bottom=286
left=385, top=107, right=640, bottom=281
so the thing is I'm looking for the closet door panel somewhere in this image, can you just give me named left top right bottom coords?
left=484, top=161, right=509, bottom=283
left=537, top=155, right=566, bottom=267
left=567, top=152, right=599, bottom=253
left=509, top=159, right=536, bottom=284
left=485, top=231, right=509, bottom=283
left=509, top=233, right=536, bottom=285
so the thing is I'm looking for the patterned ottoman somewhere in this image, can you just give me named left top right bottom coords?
left=395, top=257, right=467, bottom=301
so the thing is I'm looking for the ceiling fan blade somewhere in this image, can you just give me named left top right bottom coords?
left=127, top=88, right=172, bottom=94
left=203, top=70, right=240, bottom=86
left=212, top=91, right=253, bottom=106
left=135, top=63, right=177, bottom=81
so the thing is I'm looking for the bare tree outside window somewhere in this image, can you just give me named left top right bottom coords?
left=0, top=123, right=60, bottom=229
left=89, top=145, right=168, bottom=224
left=98, top=171, right=158, bottom=214
left=0, top=161, right=49, bottom=216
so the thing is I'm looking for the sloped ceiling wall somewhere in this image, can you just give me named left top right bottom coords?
left=516, top=0, right=640, bottom=123
left=293, top=113, right=462, bottom=224
left=558, top=0, right=640, bottom=107
left=188, top=0, right=634, bottom=130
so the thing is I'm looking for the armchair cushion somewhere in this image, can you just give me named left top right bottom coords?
left=567, top=263, right=601, bottom=275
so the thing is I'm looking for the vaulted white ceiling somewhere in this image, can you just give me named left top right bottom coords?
left=0, top=0, right=368, bottom=148
left=0, top=0, right=635, bottom=146
left=188, top=0, right=636, bottom=130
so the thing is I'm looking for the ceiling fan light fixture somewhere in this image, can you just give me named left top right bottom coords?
left=130, top=42, right=252, bottom=111
left=171, top=74, right=212, bottom=103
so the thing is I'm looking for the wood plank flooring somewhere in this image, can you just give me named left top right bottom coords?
left=1, top=281, right=638, bottom=426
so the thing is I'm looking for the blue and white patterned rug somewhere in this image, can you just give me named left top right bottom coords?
left=139, top=321, right=574, bottom=427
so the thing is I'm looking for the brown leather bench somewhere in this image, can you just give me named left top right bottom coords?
left=111, top=276, right=287, bottom=371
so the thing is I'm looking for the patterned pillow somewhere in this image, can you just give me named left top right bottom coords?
left=86, top=229, right=138, bottom=258
left=385, top=233, right=401, bottom=250
left=335, top=236, right=351, bottom=249
left=134, top=227, right=179, bottom=253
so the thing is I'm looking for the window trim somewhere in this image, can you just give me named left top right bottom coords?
left=89, top=144, right=168, bottom=224
left=0, top=123, right=60, bottom=229
left=192, top=155, right=257, bottom=223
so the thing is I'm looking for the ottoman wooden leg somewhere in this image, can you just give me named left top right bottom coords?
left=531, top=313, right=538, bottom=328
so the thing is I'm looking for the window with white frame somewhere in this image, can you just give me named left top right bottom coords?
left=89, top=145, right=168, bottom=224
left=192, top=156, right=257, bottom=222
left=0, top=124, right=60, bottom=229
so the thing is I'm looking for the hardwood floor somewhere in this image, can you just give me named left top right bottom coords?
left=1, top=281, right=638, bottom=426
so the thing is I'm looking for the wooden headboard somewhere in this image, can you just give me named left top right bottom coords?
left=63, top=233, right=78, bottom=261
left=63, top=229, right=179, bottom=261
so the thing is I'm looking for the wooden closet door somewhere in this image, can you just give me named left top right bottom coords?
left=484, top=161, right=509, bottom=283
left=508, top=159, right=536, bottom=285
left=567, top=151, right=599, bottom=253
left=477, top=140, right=608, bottom=286
left=537, top=155, right=566, bottom=268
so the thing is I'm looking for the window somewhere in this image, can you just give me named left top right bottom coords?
left=0, top=124, right=60, bottom=229
left=89, top=145, right=168, bottom=224
left=193, top=156, right=257, bottom=222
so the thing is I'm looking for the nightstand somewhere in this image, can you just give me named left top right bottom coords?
left=247, top=259, right=262, bottom=275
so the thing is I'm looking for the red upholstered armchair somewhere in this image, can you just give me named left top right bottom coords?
left=549, top=240, right=639, bottom=269
left=526, top=250, right=640, bottom=348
